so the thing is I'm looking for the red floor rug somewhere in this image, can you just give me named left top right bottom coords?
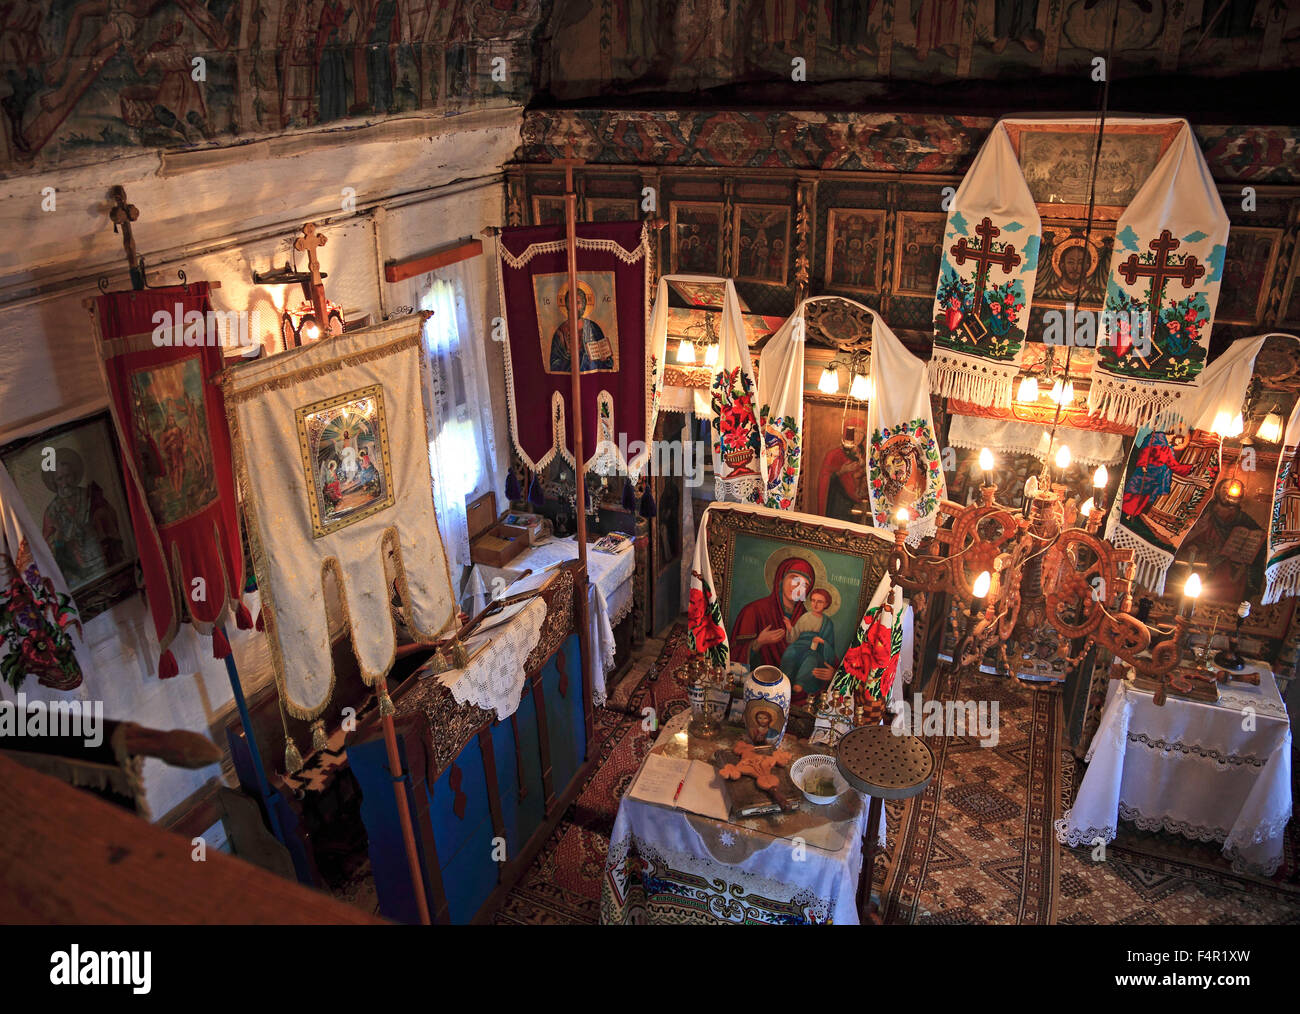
left=492, top=627, right=691, bottom=924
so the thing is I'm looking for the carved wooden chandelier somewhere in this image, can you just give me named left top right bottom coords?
left=886, top=447, right=1216, bottom=706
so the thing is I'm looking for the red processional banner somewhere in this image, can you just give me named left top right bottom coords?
left=496, top=221, right=654, bottom=476
left=93, top=283, right=249, bottom=677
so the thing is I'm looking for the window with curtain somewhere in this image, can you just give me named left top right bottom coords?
left=402, top=261, right=500, bottom=578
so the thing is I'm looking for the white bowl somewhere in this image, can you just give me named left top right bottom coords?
left=791, top=754, right=847, bottom=805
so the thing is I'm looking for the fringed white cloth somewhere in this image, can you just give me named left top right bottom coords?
left=1086, top=120, right=1229, bottom=429
left=929, top=122, right=1040, bottom=409
left=1103, top=333, right=1272, bottom=595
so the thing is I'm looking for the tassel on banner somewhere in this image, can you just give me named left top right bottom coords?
left=311, top=719, right=328, bottom=752
left=255, top=608, right=265, bottom=632
left=284, top=736, right=304, bottom=774
left=505, top=468, right=521, bottom=502
left=640, top=484, right=657, bottom=518
left=379, top=688, right=395, bottom=717
left=234, top=601, right=253, bottom=630
left=158, top=649, right=179, bottom=680
left=622, top=478, right=635, bottom=511
left=211, top=626, right=232, bottom=659
left=529, top=471, right=545, bottom=508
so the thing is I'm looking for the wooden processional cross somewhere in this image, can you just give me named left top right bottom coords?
left=294, top=222, right=331, bottom=346
left=950, top=216, right=1021, bottom=341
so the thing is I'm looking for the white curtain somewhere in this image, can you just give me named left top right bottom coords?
left=389, top=260, right=500, bottom=579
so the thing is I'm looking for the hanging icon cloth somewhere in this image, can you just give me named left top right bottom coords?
left=222, top=314, right=458, bottom=732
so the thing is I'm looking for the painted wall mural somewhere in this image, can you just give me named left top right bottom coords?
left=0, top=0, right=548, bottom=172
left=545, top=0, right=1300, bottom=98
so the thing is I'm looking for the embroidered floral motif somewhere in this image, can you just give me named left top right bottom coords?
left=0, top=557, right=82, bottom=691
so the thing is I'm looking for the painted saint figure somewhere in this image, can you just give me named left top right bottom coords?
left=549, top=282, right=614, bottom=373
left=1121, top=429, right=1197, bottom=519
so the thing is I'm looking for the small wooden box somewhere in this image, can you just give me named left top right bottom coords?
left=468, top=491, right=529, bottom=567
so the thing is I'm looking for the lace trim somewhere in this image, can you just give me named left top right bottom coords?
left=1117, top=801, right=1229, bottom=843
left=1106, top=523, right=1173, bottom=595
left=1215, top=690, right=1289, bottom=719
left=500, top=225, right=649, bottom=270
left=1053, top=809, right=1115, bottom=847
left=1126, top=732, right=1268, bottom=769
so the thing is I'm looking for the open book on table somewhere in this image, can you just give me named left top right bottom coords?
left=627, top=753, right=730, bottom=821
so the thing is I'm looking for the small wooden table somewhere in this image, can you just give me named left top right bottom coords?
left=836, top=724, right=935, bottom=924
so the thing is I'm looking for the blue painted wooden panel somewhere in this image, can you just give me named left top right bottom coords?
left=542, top=633, right=585, bottom=799
left=439, top=813, right=499, bottom=924
left=488, top=718, right=522, bottom=861
left=346, top=735, right=428, bottom=925
left=427, top=735, right=490, bottom=869
left=513, top=684, right=547, bottom=848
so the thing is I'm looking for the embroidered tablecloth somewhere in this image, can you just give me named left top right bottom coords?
left=1054, top=667, right=1292, bottom=876
left=601, top=710, right=886, bottom=925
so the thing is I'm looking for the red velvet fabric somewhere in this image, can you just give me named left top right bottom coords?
left=94, top=284, right=244, bottom=671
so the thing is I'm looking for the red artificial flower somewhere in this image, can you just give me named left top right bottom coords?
left=687, top=588, right=725, bottom=652
left=1003, top=293, right=1015, bottom=305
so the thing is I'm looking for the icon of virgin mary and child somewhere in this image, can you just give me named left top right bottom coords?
left=730, top=552, right=841, bottom=700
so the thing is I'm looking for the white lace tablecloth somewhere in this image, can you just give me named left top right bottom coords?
left=464, top=536, right=636, bottom=706
left=436, top=597, right=547, bottom=719
left=601, top=710, right=886, bottom=925
left=1055, top=669, right=1293, bottom=876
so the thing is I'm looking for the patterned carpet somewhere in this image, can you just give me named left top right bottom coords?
left=1052, top=748, right=1300, bottom=925
left=878, top=666, right=1060, bottom=924
left=492, top=629, right=691, bottom=924
left=448, top=623, right=1298, bottom=925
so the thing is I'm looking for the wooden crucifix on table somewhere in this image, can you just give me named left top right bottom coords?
left=293, top=222, right=332, bottom=347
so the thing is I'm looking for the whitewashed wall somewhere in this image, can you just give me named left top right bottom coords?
left=0, top=109, right=520, bottom=820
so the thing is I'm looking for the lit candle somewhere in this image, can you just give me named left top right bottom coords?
left=1055, top=444, right=1071, bottom=483
left=972, top=570, right=991, bottom=600
left=978, top=447, right=994, bottom=488
left=1093, top=464, right=1108, bottom=489
left=1080, top=497, right=1094, bottom=520
left=894, top=506, right=911, bottom=528
left=1184, top=572, right=1202, bottom=620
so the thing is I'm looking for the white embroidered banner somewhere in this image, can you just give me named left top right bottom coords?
left=1089, top=121, right=1229, bottom=427
left=223, top=315, right=458, bottom=725
left=866, top=309, right=947, bottom=541
left=930, top=123, right=1041, bottom=409
left=756, top=303, right=806, bottom=510
left=1263, top=398, right=1300, bottom=605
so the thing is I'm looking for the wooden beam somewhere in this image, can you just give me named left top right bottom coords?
left=384, top=238, right=483, bottom=283
left=0, top=752, right=381, bottom=924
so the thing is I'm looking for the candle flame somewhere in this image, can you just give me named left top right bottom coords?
left=1184, top=573, right=1202, bottom=599
left=978, top=447, right=994, bottom=472
left=972, top=571, right=991, bottom=599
